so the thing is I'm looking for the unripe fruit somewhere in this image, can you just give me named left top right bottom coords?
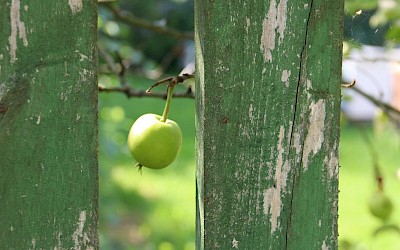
left=368, top=192, right=393, bottom=221
left=128, top=113, right=182, bottom=169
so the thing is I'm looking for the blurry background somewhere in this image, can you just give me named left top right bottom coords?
left=97, top=0, right=400, bottom=249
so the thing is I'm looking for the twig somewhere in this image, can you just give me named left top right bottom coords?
left=98, top=44, right=195, bottom=99
left=341, top=79, right=356, bottom=88
left=356, top=125, right=383, bottom=190
left=146, top=73, right=194, bottom=93
left=98, top=45, right=130, bottom=86
left=101, top=3, right=194, bottom=40
left=351, top=86, right=400, bottom=116
left=342, top=80, right=400, bottom=116
left=98, top=45, right=118, bottom=72
left=98, top=85, right=194, bottom=99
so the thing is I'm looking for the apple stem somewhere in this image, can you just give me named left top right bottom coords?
left=160, top=84, right=175, bottom=122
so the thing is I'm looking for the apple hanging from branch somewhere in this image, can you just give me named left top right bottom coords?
left=127, top=79, right=186, bottom=171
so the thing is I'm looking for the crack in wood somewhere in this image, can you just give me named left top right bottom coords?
left=285, top=0, right=314, bottom=248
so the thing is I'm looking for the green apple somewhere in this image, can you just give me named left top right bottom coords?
left=127, top=113, right=182, bottom=169
left=368, top=192, right=393, bottom=221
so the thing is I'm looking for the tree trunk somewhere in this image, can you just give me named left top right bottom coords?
left=195, top=0, right=343, bottom=249
left=0, top=1, right=98, bottom=249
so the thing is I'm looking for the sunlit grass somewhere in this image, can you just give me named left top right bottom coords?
left=339, top=124, right=400, bottom=249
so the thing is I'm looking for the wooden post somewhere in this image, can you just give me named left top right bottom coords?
left=195, top=0, right=343, bottom=249
left=0, top=1, right=98, bottom=249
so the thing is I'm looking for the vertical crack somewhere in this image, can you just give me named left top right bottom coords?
left=285, top=0, right=314, bottom=248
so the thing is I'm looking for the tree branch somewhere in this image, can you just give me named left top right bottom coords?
left=342, top=81, right=400, bottom=125
left=101, top=3, right=194, bottom=40
left=350, top=86, right=400, bottom=116
left=98, top=85, right=194, bottom=99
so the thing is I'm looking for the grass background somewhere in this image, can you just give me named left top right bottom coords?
left=339, top=124, right=400, bottom=249
left=98, top=76, right=400, bottom=249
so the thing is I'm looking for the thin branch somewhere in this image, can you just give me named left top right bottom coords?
left=345, top=56, right=400, bottom=64
left=101, top=3, right=194, bottom=40
left=357, top=125, right=384, bottom=191
left=342, top=80, right=400, bottom=126
left=98, top=85, right=194, bottom=99
left=350, top=86, right=400, bottom=116
left=98, top=45, right=118, bottom=72
left=341, top=79, right=356, bottom=88
left=98, top=44, right=194, bottom=99
left=146, top=73, right=194, bottom=93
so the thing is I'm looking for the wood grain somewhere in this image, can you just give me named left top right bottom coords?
left=195, top=0, right=343, bottom=248
left=0, top=1, right=98, bottom=249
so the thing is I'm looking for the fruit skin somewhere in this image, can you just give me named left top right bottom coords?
left=368, top=192, right=393, bottom=221
left=127, top=113, right=182, bottom=169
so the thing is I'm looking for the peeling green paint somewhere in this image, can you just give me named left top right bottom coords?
left=195, top=0, right=343, bottom=248
left=0, top=1, right=98, bottom=249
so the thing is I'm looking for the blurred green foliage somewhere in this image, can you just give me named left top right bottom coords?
left=344, top=0, right=400, bottom=46
left=98, top=0, right=193, bottom=76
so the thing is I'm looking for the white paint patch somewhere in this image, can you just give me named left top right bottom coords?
left=260, top=0, right=288, bottom=62
left=322, top=240, right=328, bottom=250
left=64, top=62, right=69, bottom=76
left=36, top=114, right=41, bottom=125
left=0, top=84, right=9, bottom=101
left=248, top=103, right=254, bottom=122
left=224, top=81, right=245, bottom=90
left=53, top=231, right=63, bottom=250
left=275, top=127, right=290, bottom=191
left=263, top=188, right=281, bottom=233
left=281, top=70, right=291, bottom=87
left=215, top=59, right=229, bottom=73
left=302, top=100, right=326, bottom=171
left=232, top=238, right=239, bottom=248
left=260, top=0, right=276, bottom=62
left=31, top=238, right=36, bottom=249
left=263, top=126, right=290, bottom=234
left=79, top=68, right=91, bottom=82
left=75, top=50, right=88, bottom=61
left=276, top=0, right=288, bottom=44
left=72, top=210, right=90, bottom=249
left=324, top=141, right=339, bottom=179
left=306, top=79, right=312, bottom=100
left=245, top=17, right=250, bottom=33
left=293, top=132, right=302, bottom=155
left=9, top=0, right=29, bottom=63
left=68, top=0, right=83, bottom=14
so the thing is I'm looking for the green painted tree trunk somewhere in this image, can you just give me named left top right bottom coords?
left=195, top=0, right=343, bottom=249
left=0, top=1, right=98, bottom=249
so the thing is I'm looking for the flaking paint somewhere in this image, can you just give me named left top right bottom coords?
left=9, top=0, right=28, bottom=63
left=68, top=0, right=83, bottom=14
left=260, top=0, right=288, bottom=62
left=71, top=210, right=92, bottom=250
left=263, top=126, right=290, bottom=233
left=322, top=240, right=328, bottom=250
left=232, top=238, right=239, bottom=248
left=302, top=99, right=326, bottom=171
left=281, top=70, right=291, bottom=87
left=324, top=141, right=339, bottom=179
